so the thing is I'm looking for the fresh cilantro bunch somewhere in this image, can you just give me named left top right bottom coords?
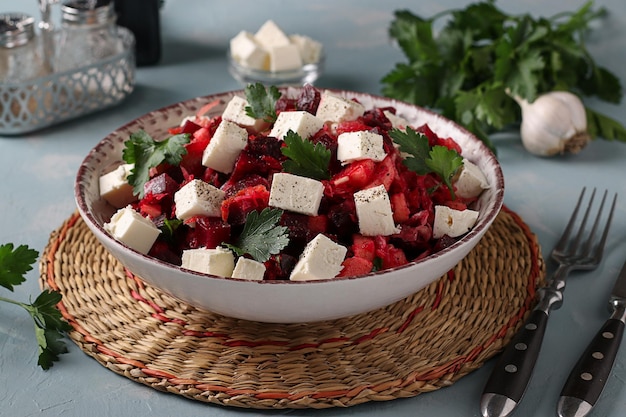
left=0, top=243, right=71, bottom=370
left=225, top=208, right=289, bottom=262
left=390, top=128, right=463, bottom=198
left=382, top=0, right=626, bottom=150
left=123, top=130, right=190, bottom=197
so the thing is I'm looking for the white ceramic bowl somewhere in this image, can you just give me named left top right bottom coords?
left=75, top=87, right=504, bottom=323
left=227, top=47, right=324, bottom=86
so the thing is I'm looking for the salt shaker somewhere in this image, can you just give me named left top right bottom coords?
left=55, top=0, right=122, bottom=72
left=0, top=13, right=47, bottom=83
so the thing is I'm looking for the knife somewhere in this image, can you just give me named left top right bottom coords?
left=557, top=258, right=626, bottom=417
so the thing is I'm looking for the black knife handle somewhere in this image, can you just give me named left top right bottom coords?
left=559, top=318, right=624, bottom=409
left=481, top=310, right=549, bottom=414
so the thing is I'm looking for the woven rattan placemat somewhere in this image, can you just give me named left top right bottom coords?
left=40, top=206, right=544, bottom=409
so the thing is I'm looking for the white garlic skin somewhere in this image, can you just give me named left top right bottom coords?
left=513, top=91, right=591, bottom=156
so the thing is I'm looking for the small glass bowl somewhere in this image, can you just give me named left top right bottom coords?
left=227, top=48, right=325, bottom=86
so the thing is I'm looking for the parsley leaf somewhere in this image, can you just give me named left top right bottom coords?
left=390, top=127, right=463, bottom=198
left=225, top=208, right=289, bottom=263
left=0, top=243, right=71, bottom=370
left=0, top=243, right=38, bottom=291
left=389, top=127, right=431, bottom=174
left=244, top=82, right=281, bottom=124
left=122, top=130, right=190, bottom=198
left=382, top=1, right=626, bottom=150
left=426, top=146, right=464, bottom=198
left=281, top=130, right=331, bottom=180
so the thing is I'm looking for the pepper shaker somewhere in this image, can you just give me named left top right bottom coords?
left=0, top=13, right=48, bottom=83
left=55, top=0, right=122, bottom=72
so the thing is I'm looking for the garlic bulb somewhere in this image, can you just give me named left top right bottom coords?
left=511, top=91, right=591, bottom=156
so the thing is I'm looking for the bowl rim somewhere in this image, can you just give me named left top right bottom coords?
left=75, top=87, right=504, bottom=287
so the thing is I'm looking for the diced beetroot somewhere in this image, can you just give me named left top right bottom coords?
left=281, top=212, right=312, bottom=242
left=433, top=234, right=458, bottom=252
left=393, top=224, right=432, bottom=249
left=390, top=192, right=410, bottom=223
left=296, top=83, right=321, bottom=114
left=149, top=240, right=182, bottom=265
left=137, top=190, right=173, bottom=219
left=379, top=244, right=408, bottom=269
left=327, top=200, right=358, bottom=238
left=336, top=120, right=372, bottom=136
left=351, top=234, right=376, bottom=262
left=308, top=214, right=328, bottom=235
left=189, top=216, right=231, bottom=249
left=436, top=137, right=462, bottom=154
left=442, top=199, right=468, bottom=211
left=263, top=253, right=298, bottom=280
left=326, top=159, right=375, bottom=198
left=180, top=119, right=202, bottom=134
left=361, top=108, right=393, bottom=131
left=337, top=256, right=373, bottom=277
left=144, top=173, right=179, bottom=196
left=221, top=185, right=270, bottom=225
left=222, top=174, right=270, bottom=198
left=364, top=154, right=397, bottom=191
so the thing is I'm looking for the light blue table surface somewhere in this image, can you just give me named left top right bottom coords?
left=2, top=1, right=626, bottom=416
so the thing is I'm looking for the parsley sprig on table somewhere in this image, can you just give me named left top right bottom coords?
left=382, top=0, right=626, bottom=150
left=390, top=127, right=463, bottom=198
left=281, top=130, right=331, bottom=180
left=123, top=130, right=190, bottom=197
left=0, top=243, right=71, bottom=370
left=245, top=82, right=281, bottom=124
left=225, top=208, right=289, bottom=263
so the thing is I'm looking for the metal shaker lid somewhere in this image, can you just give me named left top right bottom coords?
left=0, top=13, right=35, bottom=48
left=61, top=0, right=115, bottom=25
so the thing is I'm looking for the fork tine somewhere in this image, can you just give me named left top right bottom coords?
left=591, top=191, right=617, bottom=259
left=580, top=189, right=605, bottom=255
left=554, top=187, right=588, bottom=253
left=572, top=187, right=597, bottom=251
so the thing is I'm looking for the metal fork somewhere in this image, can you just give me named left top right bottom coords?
left=480, top=187, right=617, bottom=417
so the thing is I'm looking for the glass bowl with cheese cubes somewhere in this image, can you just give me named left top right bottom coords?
left=228, top=20, right=324, bottom=86
left=75, top=84, right=504, bottom=323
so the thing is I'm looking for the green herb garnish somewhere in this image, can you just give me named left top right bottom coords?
left=225, top=208, right=289, bottom=262
left=122, top=130, right=190, bottom=197
left=160, top=218, right=183, bottom=241
left=244, top=82, right=281, bottom=124
left=382, top=1, right=626, bottom=150
left=0, top=243, right=71, bottom=370
left=390, top=127, right=463, bottom=198
left=281, top=130, right=331, bottom=180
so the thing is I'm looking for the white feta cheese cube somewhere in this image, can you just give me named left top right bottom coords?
left=337, top=131, right=386, bottom=164
left=315, top=91, right=365, bottom=124
left=383, top=110, right=410, bottom=129
left=222, top=95, right=268, bottom=132
left=432, top=205, right=479, bottom=239
left=230, top=30, right=268, bottom=70
left=354, top=185, right=400, bottom=236
left=254, top=20, right=291, bottom=49
left=181, top=247, right=235, bottom=277
left=454, top=159, right=489, bottom=199
left=201, top=120, right=248, bottom=174
left=289, top=234, right=347, bottom=281
left=289, top=34, right=323, bottom=64
left=104, top=206, right=161, bottom=254
left=269, top=110, right=324, bottom=140
left=174, top=179, right=225, bottom=221
left=231, top=257, right=266, bottom=280
left=269, top=172, right=324, bottom=216
left=268, top=43, right=303, bottom=72
left=99, top=163, right=136, bottom=208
